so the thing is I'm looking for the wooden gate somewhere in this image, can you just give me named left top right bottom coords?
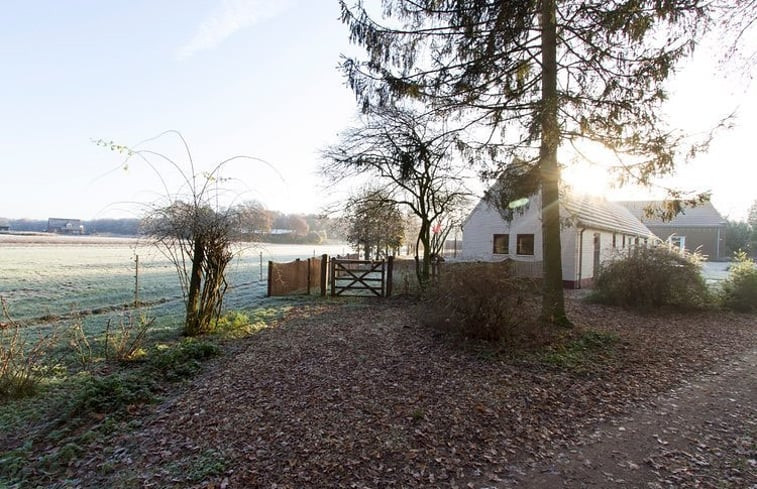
left=330, top=257, right=393, bottom=297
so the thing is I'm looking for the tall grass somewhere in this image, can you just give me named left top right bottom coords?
left=1, top=298, right=61, bottom=400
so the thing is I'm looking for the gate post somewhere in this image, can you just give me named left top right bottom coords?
left=386, top=256, right=394, bottom=297
left=320, top=254, right=328, bottom=296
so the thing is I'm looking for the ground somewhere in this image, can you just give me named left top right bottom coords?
left=491, top=347, right=756, bottom=488
left=10, top=295, right=757, bottom=488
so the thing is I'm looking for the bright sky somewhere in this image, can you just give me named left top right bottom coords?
left=1, top=1, right=755, bottom=221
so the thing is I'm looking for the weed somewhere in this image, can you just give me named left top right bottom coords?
left=104, top=311, right=154, bottom=362
left=68, top=373, right=155, bottom=419
left=185, top=449, right=228, bottom=482
left=1, top=298, right=60, bottom=401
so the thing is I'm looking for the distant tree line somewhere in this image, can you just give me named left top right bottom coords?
left=0, top=205, right=347, bottom=244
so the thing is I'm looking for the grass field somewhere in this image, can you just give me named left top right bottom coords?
left=0, top=235, right=349, bottom=336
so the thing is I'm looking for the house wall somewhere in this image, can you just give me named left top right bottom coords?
left=646, top=226, right=724, bottom=260
left=461, top=198, right=543, bottom=262
left=461, top=198, right=583, bottom=284
left=462, top=197, right=653, bottom=288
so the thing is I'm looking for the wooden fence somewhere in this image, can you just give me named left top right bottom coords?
left=267, top=255, right=327, bottom=296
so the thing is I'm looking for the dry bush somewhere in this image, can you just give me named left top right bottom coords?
left=421, top=261, right=542, bottom=345
left=1, top=298, right=59, bottom=400
left=592, top=246, right=711, bottom=310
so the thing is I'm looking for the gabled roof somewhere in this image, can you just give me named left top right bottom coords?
left=463, top=189, right=653, bottom=237
left=562, top=195, right=653, bottom=237
left=615, top=200, right=726, bottom=228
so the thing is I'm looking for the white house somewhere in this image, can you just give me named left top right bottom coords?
left=461, top=191, right=654, bottom=288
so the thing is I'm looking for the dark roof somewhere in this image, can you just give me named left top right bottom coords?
left=563, top=195, right=653, bottom=237
left=615, top=201, right=726, bottom=228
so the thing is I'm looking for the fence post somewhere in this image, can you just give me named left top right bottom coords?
left=306, top=258, right=311, bottom=295
left=134, top=254, right=139, bottom=307
left=320, top=254, right=328, bottom=296
left=386, top=255, right=394, bottom=297
left=267, top=261, right=273, bottom=297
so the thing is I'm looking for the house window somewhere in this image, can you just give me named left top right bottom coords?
left=612, top=233, right=617, bottom=248
left=492, top=234, right=509, bottom=254
left=516, top=234, right=535, bottom=255
left=622, top=235, right=626, bottom=248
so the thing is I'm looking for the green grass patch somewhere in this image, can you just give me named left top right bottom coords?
left=539, top=330, right=620, bottom=372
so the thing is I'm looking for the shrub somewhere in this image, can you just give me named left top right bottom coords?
left=592, top=246, right=710, bottom=310
left=421, top=261, right=540, bottom=344
left=720, top=251, right=757, bottom=312
left=149, top=339, right=220, bottom=381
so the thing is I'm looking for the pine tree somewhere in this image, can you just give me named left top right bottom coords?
left=340, top=0, right=713, bottom=325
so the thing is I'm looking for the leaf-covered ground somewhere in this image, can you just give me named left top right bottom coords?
left=48, top=297, right=757, bottom=488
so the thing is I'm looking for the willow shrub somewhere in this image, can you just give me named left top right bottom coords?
left=720, top=251, right=757, bottom=312
left=592, top=246, right=711, bottom=310
left=421, top=261, right=540, bottom=344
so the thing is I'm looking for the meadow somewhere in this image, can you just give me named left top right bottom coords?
left=0, top=234, right=349, bottom=336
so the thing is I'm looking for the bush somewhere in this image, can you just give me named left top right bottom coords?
left=421, top=261, right=540, bottom=343
left=149, top=339, right=220, bottom=381
left=592, top=246, right=710, bottom=310
left=720, top=252, right=757, bottom=312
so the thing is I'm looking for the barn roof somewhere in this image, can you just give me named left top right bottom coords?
left=615, top=200, right=726, bottom=228
left=562, top=195, right=653, bottom=237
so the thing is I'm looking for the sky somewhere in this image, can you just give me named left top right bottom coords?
left=1, top=0, right=755, bottom=222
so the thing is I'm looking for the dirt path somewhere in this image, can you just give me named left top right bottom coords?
left=500, top=347, right=757, bottom=488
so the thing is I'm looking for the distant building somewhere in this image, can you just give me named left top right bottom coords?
left=0, top=219, right=9, bottom=232
left=616, top=201, right=727, bottom=260
left=47, top=218, right=85, bottom=235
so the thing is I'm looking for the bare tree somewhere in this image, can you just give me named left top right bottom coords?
left=323, top=105, right=469, bottom=287
left=98, top=131, right=268, bottom=336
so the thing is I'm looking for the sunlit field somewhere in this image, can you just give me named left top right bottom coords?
left=0, top=235, right=349, bottom=337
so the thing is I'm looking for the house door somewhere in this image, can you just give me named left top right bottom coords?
left=593, top=233, right=601, bottom=277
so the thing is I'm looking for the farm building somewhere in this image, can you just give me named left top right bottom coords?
left=461, top=191, right=653, bottom=288
left=47, top=218, right=84, bottom=235
left=616, top=201, right=727, bottom=260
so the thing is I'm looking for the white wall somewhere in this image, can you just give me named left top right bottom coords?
left=461, top=196, right=543, bottom=262
left=462, top=196, right=642, bottom=284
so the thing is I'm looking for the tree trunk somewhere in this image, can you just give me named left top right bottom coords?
left=185, top=236, right=204, bottom=335
left=539, top=0, right=570, bottom=326
left=415, top=219, right=432, bottom=289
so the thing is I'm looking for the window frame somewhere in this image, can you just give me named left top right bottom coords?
left=492, top=233, right=509, bottom=255
left=516, top=233, right=535, bottom=256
